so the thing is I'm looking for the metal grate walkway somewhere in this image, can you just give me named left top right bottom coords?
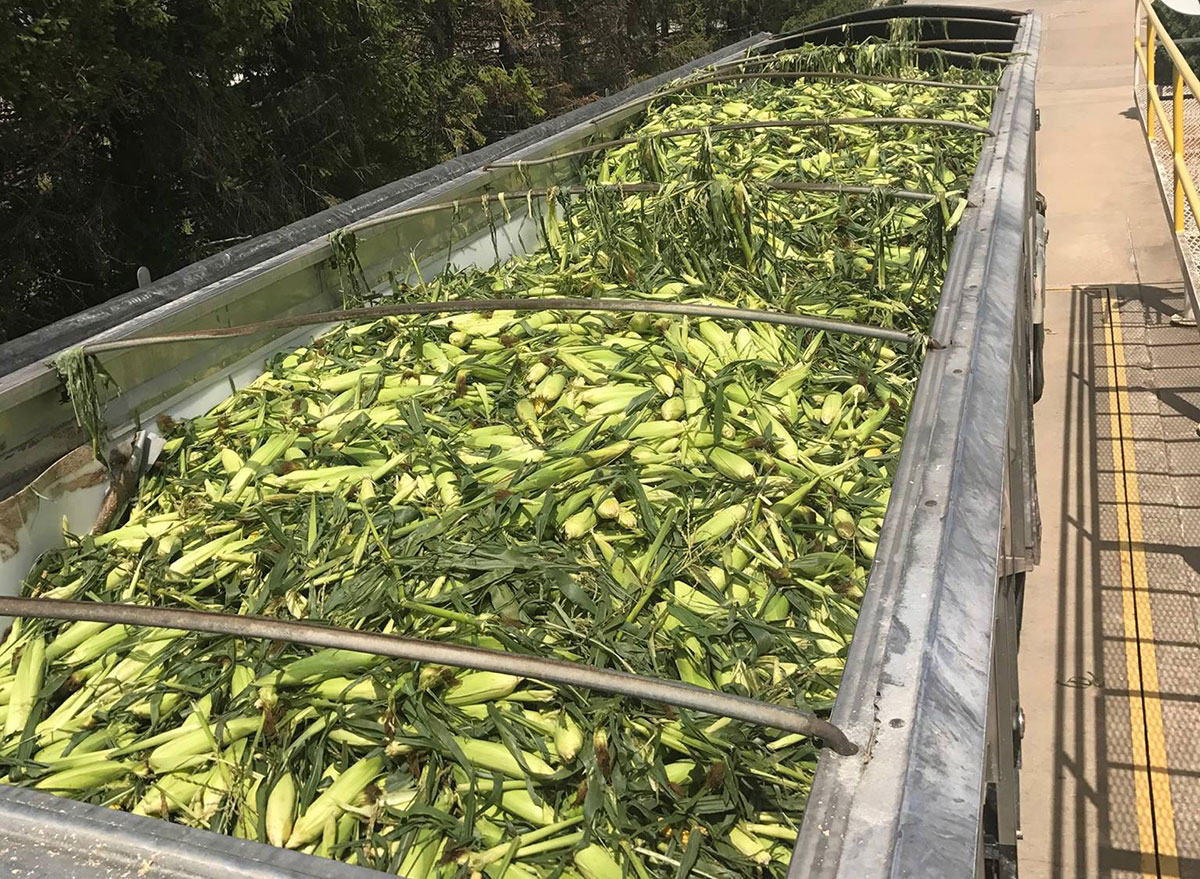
left=1030, top=282, right=1200, bottom=879
left=947, top=0, right=1200, bottom=876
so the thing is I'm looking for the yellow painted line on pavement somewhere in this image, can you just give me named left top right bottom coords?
left=1102, top=286, right=1180, bottom=879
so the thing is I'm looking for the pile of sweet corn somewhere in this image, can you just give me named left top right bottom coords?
left=8, top=41, right=999, bottom=879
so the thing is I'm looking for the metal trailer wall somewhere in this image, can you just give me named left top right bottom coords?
left=0, top=8, right=1041, bottom=878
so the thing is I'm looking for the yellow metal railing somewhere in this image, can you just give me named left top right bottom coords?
left=1135, top=0, right=1200, bottom=234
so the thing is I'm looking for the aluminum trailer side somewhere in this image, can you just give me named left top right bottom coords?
left=0, top=7, right=1041, bottom=878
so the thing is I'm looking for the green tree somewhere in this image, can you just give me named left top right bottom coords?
left=0, top=0, right=542, bottom=340
left=1150, top=1, right=1200, bottom=82
left=1, top=0, right=868, bottom=343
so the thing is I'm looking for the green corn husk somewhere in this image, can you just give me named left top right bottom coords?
left=34, top=759, right=132, bottom=792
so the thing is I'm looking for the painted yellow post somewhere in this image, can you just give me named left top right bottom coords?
left=1175, top=68, right=1186, bottom=232
left=1148, top=20, right=1158, bottom=139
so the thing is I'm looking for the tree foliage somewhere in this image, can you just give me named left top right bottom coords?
left=1, top=0, right=868, bottom=342
left=1150, top=1, right=1200, bottom=81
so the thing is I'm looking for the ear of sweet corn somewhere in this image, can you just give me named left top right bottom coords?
left=34, top=759, right=132, bottom=792
left=311, top=675, right=383, bottom=702
left=4, top=636, right=44, bottom=739
left=225, top=432, right=298, bottom=502
left=574, top=844, right=623, bottom=879
left=453, top=736, right=555, bottom=777
left=553, top=714, right=584, bottom=763
left=692, top=504, right=748, bottom=544
left=445, top=671, right=522, bottom=706
left=831, top=509, right=857, bottom=540
left=148, top=716, right=261, bottom=773
left=398, top=827, right=447, bottom=879
left=265, top=772, right=297, bottom=847
left=133, top=771, right=207, bottom=816
left=286, top=756, right=384, bottom=848
left=730, top=823, right=772, bottom=865
left=709, top=448, right=756, bottom=482
left=255, top=649, right=377, bottom=688
left=235, top=777, right=263, bottom=840
left=499, top=788, right=559, bottom=827
left=45, top=622, right=109, bottom=662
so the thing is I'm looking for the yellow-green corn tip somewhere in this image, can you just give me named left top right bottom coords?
left=708, top=447, right=756, bottom=482
left=563, top=508, right=598, bottom=539
left=574, top=844, right=623, bottom=879
left=692, top=504, right=748, bottom=544
left=553, top=713, right=585, bottom=763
